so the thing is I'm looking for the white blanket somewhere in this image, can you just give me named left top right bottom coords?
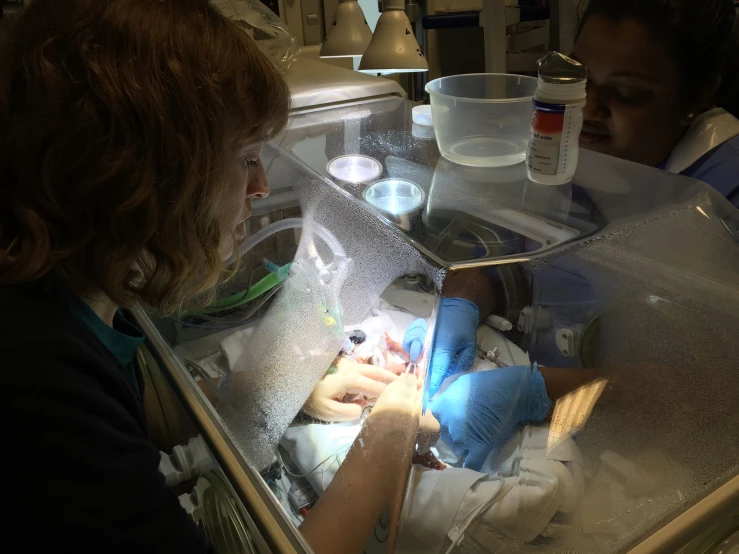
left=281, top=422, right=584, bottom=553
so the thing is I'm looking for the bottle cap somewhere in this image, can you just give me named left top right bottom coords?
left=537, top=51, right=587, bottom=84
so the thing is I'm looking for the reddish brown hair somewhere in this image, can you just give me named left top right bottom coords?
left=0, top=0, right=290, bottom=313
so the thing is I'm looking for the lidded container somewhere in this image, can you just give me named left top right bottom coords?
left=425, top=73, right=538, bottom=168
left=526, top=52, right=588, bottom=185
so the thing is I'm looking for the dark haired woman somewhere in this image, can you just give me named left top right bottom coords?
left=419, top=0, right=739, bottom=472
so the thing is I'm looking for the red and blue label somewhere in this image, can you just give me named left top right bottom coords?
left=531, top=99, right=566, bottom=136
left=527, top=99, right=567, bottom=175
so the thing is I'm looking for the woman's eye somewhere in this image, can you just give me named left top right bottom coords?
left=613, top=87, right=647, bottom=103
left=242, top=158, right=259, bottom=170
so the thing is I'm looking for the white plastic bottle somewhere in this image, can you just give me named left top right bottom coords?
left=526, top=52, right=587, bottom=185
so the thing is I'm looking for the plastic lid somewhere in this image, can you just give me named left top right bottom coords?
left=412, top=105, right=433, bottom=126
left=537, top=51, right=587, bottom=84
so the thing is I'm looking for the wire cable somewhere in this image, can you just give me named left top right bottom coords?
left=444, top=476, right=506, bottom=554
left=276, top=445, right=351, bottom=481
left=201, top=470, right=261, bottom=554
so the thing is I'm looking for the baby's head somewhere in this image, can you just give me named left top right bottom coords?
left=0, top=0, right=290, bottom=313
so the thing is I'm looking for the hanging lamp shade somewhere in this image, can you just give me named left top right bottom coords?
left=320, top=0, right=373, bottom=58
left=358, top=0, right=428, bottom=74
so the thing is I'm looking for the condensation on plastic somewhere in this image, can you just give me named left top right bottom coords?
left=218, top=141, right=438, bottom=469
left=521, top=194, right=739, bottom=552
left=220, top=213, right=350, bottom=470
left=213, top=0, right=301, bottom=71
left=259, top=98, right=739, bottom=552
left=131, top=92, right=739, bottom=552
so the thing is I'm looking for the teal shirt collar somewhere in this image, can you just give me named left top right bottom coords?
left=65, top=292, right=145, bottom=392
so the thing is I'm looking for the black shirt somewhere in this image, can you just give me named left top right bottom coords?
left=2, top=280, right=215, bottom=553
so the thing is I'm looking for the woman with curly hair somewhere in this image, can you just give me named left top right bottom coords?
left=0, top=1, right=420, bottom=552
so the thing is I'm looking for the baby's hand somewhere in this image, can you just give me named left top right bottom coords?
left=302, top=358, right=398, bottom=422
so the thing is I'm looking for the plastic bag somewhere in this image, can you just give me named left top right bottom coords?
left=219, top=216, right=351, bottom=469
left=213, top=0, right=301, bottom=71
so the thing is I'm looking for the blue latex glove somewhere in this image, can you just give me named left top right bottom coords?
left=402, top=318, right=428, bottom=362
left=430, top=364, right=552, bottom=471
left=427, top=297, right=479, bottom=397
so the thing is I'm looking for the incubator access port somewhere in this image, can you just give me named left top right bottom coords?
left=327, top=155, right=383, bottom=184
left=364, top=179, right=425, bottom=216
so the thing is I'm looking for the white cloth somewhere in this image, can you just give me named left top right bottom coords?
left=395, top=426, right=585, bottom=554
left=219, top=327, right=255, bottom=370
left=396, top=467, right=496, bottom=554
left=280, top=420, right=585, bottom=553
left=280, top=421, right=358, bottom=496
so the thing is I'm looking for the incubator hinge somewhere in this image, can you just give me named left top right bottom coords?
left=516, top=306, right=552, bottom=334
left=555, top=324, right=584, bottom=358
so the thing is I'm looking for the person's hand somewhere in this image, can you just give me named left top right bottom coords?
left=427, top=297, right=480, bottom=396
left=430, top=364, right=552, bottom=471
left=369, top=373, right=423, bottom=420
left=303, top=358, right=398, bottom=422
left=402, top=318, right=427, bottom=362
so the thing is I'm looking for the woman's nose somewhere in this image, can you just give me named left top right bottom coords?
left=583, top=84, right=609, bottom=121
left=246, top=159, right=270, bottom=199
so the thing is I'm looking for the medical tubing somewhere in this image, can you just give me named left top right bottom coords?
left=444, top=476, right=506, bottom=554
left=180, top=276, right=284, bottom=318
left=199, top=270, right=286, bottom=313
left=237, top=218, right=347, bottom=260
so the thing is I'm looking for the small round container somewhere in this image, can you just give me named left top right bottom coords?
left=411, top=105, right=435, bottom=140
left=425, top=73, right=538, bottom=168
left=327, top=155, right=383, bottom=184
left=364, top=179, right=425, bottom=216
left=412, top=105, right=433, bottom=126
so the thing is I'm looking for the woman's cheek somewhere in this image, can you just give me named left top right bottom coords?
left=218, top=231, right=236, bottom=262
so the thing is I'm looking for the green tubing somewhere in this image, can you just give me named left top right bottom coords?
left=182, top=263, right=291, bottom=317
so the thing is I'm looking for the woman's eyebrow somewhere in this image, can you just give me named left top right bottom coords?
left=568, top=51, right=658, bottom=85
left=605, top=71, right=660, bottom=85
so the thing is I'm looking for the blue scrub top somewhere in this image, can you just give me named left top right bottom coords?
left=674, top=134, right=739, bottom=208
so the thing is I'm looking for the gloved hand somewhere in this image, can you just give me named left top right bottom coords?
left=430, top=364, right=552, bottom=471
left=402, top=318, right=428, bottom=362
left=428, top=297, right=479, bottom=397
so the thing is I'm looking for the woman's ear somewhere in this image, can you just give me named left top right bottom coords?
left=681, top=74, right=722, bottom=126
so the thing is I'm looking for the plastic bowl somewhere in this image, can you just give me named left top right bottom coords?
left=425, top=73, right=538, bottom=168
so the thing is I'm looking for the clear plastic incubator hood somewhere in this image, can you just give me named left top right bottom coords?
left=133, top=95, right=739, bottom=554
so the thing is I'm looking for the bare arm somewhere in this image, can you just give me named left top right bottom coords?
left=442, top=268, right=497, bottom=321
left=442, top=270, right=605, bottom=403
left=300, top=376, right=420, bottom=554
left=538, top=366, right=602, bottom=404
